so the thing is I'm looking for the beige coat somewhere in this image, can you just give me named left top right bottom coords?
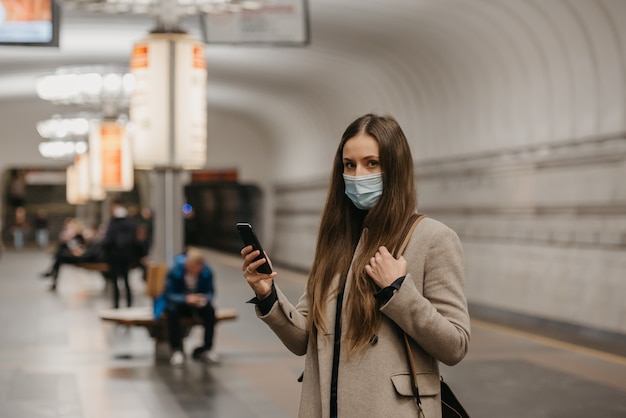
left=258, top=217, right=471, bottom=418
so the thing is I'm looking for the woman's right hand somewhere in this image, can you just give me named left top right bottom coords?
left=241, top=245, right=277, bottom=299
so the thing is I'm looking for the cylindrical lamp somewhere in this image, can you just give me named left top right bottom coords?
left=129, top=32, right=207, bottom=169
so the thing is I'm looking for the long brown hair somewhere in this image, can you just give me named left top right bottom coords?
left=306, top=114, right=417, bottom=353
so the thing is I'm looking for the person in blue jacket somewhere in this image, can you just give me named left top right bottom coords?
left=163, top=248, right=218, bottom=366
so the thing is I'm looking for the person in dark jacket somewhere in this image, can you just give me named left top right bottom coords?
left=42, top=224, right=105, bottom=291
left=104, top=199, right=137, bottom=309
left=159, top=249, right=218, bottom=366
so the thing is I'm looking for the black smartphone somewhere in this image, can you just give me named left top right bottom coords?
left=236, top=222, right=273, bottom=274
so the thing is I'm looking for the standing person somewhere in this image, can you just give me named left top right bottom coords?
left=104, top=198, right=136, bottom=309
left=34, top=209, right=49, bottom=249
left=10, top=206, right=28, bottom=251
left=6, top=169, right=26, bottom=209
left=157, top=248, right=218, bottom=366
left=240, top=114, right=471, bottom=418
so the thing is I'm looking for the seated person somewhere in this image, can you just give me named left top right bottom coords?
left=41, top=218, right=84, bottom=272
left=41, top=225, right=105, bottom=291
left=157, top=249, right=218, bottom=366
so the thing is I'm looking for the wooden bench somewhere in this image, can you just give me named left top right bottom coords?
left=75, top=262, right=112, bottom=281
left=99, top=263, right=238, bottom=360
left=77, top=262, right=140, bottom=280
left=77, top=262, right=110, bottom=272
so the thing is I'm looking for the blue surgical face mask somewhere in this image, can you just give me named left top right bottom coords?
left=342, top=172, right=383, bottom=210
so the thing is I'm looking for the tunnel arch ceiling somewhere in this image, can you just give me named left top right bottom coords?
left=0, top=0, right=624, bottom=181
left=202, top=0, right=626, bottom=182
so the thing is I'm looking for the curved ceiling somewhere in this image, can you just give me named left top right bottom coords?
left=0, top=0, right=624, bottom=181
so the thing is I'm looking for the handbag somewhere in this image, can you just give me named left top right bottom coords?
left=394, top=214, right=471, bottom=418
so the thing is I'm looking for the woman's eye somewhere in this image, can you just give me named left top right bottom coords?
left=344, top=162, right=355, bottom=169
left=368, top=160, right=379, bottom=167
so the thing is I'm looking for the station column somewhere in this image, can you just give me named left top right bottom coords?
left=129, top=32, right=207, bottom=263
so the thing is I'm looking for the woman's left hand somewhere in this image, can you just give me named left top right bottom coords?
left=365, top=246, right=407, bottom=288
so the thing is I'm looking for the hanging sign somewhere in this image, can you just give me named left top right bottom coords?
left=85, top=124, right=107, bottom=200
left=129, top=33, right=207, bottom=168
left=75, top=153, right=90, bottom=200
left=89, top=120, right=134, bottom=192
left=66, top=163, right=86, bottom=205
left=200, top=0, right=310, bottom=46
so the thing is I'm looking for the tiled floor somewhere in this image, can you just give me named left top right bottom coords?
left=1, top=248, right=625, bottom=417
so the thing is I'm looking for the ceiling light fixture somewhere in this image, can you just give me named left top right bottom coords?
left=36, top=66, right=134, bottom=117
left=36, top=113, right=129, bottom=160
left=39, top=140, right=89, bottom=160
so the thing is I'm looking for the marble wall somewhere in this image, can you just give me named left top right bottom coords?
left=272, top=135, right=626, bottom=335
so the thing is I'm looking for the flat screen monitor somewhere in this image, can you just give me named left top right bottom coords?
left=200, top=0, right=309, bottom=46
left=0, top=0, right=60, bottom=47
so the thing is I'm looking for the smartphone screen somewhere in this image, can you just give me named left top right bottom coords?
left=236, top=222, right=273, bottom=274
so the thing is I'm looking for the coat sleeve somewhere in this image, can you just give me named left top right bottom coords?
left=256, top=286, right=310, bottom=356
left=381, top=221, right=471, bottom=366
left=165, top=269, right=187, bottom=306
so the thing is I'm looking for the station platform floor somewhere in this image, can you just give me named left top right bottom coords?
left=1, top=247, right=625, bottom=418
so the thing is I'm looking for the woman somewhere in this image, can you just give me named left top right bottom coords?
left=241, top=114, right=470, bottom=418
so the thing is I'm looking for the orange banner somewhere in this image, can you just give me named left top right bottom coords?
left=131, top=44, right=149, bottom=69
left=100, top=123, right=123, bottom=188
left=193, top=44, right=206, bottom=69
